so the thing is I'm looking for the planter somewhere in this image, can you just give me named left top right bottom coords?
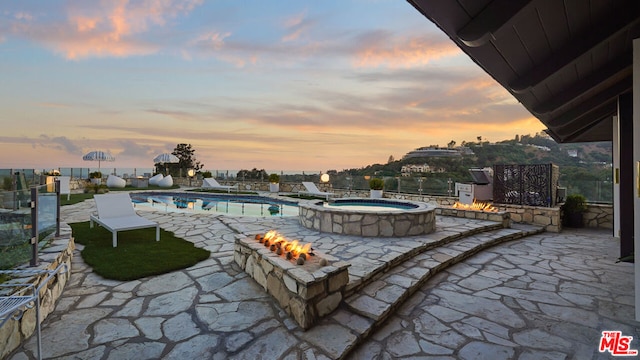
left=566, top=212, right=584, bottom=228
left=269, top=183, right=280, bottom=193
left=90, top=178, right=102, bottom=185
left=370, top=189, right=383, bottom=198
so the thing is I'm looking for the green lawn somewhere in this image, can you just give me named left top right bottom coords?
left=70, top=222, right=210, bottom=281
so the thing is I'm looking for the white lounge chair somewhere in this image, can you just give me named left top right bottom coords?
left=90, top=193, right=160, bottom=247
left=202, top=178, right=238, bottom=193
left=300, top=182, right=335, bottom=200
left=58, top=176, right=71, bottom=200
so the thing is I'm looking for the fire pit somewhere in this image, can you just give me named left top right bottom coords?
left=257, top=230, right=316, bottom=265
left=234, top=231, right=350, bottom=329
left=452, top=200, right=498, bottom=212
left=437, top=200, right=511, bottom=228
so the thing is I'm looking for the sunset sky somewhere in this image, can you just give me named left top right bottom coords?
left=0, top=0, right=545, bottom=173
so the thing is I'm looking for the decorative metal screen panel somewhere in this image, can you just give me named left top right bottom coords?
left=493, top=164, right=559, bottom=207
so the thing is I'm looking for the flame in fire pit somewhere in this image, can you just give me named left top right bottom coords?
left=452, top=200, right=498, bottom=212
left=258, top=230, right=313, bottom=264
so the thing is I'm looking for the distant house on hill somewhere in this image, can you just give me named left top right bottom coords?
left=400, top=163, right=447, bottom=176
left=401, top=164, right=431, bottom=176
left=403, top=146, right=472, bottom=159
left=567, top=149, right=579, bottom=157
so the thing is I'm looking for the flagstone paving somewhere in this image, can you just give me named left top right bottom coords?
left=6, top=196, right=639, bottom=359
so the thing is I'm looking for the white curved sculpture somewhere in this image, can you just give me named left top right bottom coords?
left=149, top=174, right=164, bottom=186
left=157, top=175, right=173, bottom=188
left=106, top=175, right=126, bottom=188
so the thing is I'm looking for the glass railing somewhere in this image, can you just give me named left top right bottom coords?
left=0, top=168, right=613, bottom=204
left=564, top=180, right=613, bottom=204
left=0, top=183, right=60, bottom=269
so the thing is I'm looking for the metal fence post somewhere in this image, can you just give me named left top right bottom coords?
left=55, top=179, right=61, bottom=237
left=30, top=187, right=39, bottom=267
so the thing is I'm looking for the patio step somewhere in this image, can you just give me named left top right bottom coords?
left=342, top=220, right=506, bottom=298
left=326, top=222, right=544, bottom=359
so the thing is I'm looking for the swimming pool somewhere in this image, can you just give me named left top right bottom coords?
left=130, top=192, right=299, bottom=217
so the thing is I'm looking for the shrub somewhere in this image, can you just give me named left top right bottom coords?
left=89, top=171, right=102, bottom=179
left=369, top=178, right=384, bottom=190
left=562, top=194, right=587, bottom=214
left=201, top=171, right=212, bottom=178
left=2, top=177, right=12, bottom=191
left=269, top=173, right=280, bottom=183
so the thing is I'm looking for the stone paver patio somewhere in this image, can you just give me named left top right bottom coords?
left=6, top=197, right=639, bottom=359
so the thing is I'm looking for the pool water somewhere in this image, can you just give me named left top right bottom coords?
left=130, top=192, right=298, bottom=217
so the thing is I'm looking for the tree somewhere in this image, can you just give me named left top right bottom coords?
left=447, top=140, right=456, bottom=148
left=162, top=143, right=204, bottom=176
left=237, top=168, right=268, bottom=180
left=388, top=155, right=395, bottom=163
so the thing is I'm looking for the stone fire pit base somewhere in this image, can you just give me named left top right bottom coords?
left=234, top=236, right=350, bottom=330
left=436, top=207, right=511, bottom=228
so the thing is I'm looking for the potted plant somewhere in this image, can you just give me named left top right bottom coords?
left=369, top=178, right=384, bottom=198
left=89, top=171, right=103, bottom=185
left=268, top=173, right=280, bottom=193
left=562, top=194, right=587, bottom=228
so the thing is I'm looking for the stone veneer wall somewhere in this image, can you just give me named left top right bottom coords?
left=299, top=200, right=437, bottom=237
left=436, top=208, right=511, bottom=228
left=234, top=236, right=350, bottom=329
left=584, top=204, right=613, bottom=229
left=0, top=223, right=74, bottom=359
left=492, top=204, right=561, bottom=233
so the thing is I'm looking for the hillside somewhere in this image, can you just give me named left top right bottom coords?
left=339, top=133, right=613, bottom=202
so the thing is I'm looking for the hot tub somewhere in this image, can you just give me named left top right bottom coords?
left=298, top=198, right=436, bottom=237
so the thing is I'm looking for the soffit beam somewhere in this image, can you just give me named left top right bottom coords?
left=456, top=0, right=533, bottom=47
left=510, top=5, right=640, bottom=93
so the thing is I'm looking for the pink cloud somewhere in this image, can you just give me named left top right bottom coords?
left=9, top=0, right=203, bottom=59
left=353, top=32, right=460, bottom=68
left=189, top=30, right=260, bottom=67
left=281, top=11, right=310, bottom=42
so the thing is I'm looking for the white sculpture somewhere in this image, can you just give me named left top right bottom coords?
left=149, top=174, right=164, bottom=186
left=158, top=175, right=173, bottom=188
left=106, top=175, right=126, bottom=188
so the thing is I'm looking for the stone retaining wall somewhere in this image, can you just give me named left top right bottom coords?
left=234, top=236, right=350, bottom=329
left=492, top=204, right=561, bottom=233
left=0, top=223, right=74, bottom=359
left=584, top=204, right=613, bottom=229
